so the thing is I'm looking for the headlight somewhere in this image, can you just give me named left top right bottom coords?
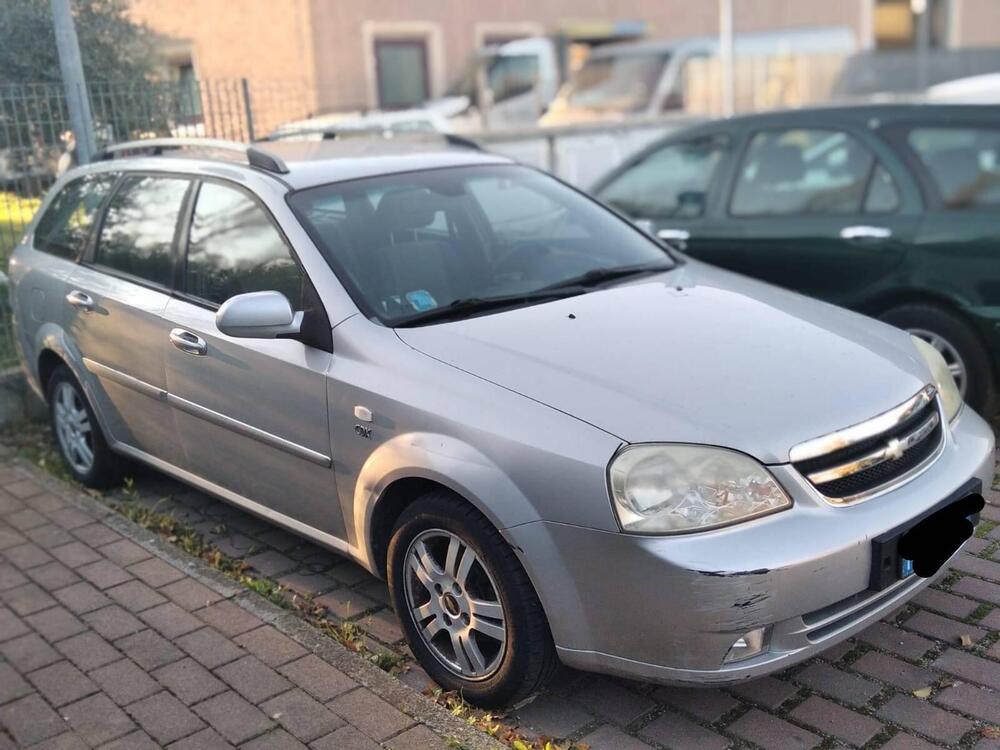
left=608, top=444, right=791, bottom=534
left=911, top=335, right=962, bottom=421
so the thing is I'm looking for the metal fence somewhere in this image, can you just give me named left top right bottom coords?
left=0, top=77, right=318, bottom=368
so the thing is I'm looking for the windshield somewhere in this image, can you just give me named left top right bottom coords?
left=288, top=165, right=674, bottom=325
left=562, top=52, right=670, bottom=113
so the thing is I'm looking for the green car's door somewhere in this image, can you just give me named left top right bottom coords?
left=684, top=123, right=922, bottom=310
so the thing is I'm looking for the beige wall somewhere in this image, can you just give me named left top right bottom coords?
left=952, top=0, right=1000, bottom=46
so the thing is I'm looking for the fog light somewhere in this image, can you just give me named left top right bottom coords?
left=723, top=627, right=770, bottom=664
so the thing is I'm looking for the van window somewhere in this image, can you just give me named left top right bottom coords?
left=34, top=174, right=117, bottom=260
left=94, top=175, right=189, bottom=287
left=185, top=182, right=304, bottom=307
left=564, top=52, right=670, bottom=114
left=598, top=137, right=728, bottom=219
left=731, top=129, right=874, bottom=216
left=907, top=127, right=1000, bottom=209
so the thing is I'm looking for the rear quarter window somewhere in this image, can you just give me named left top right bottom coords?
left=33, top=173, right=117, bottom=260
left=907, top=127, right=1000, bottom=209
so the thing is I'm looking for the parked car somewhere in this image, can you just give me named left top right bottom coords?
left=8, top=136, right=994, bottom=706
left=593, top=104, right=1000, bottom=415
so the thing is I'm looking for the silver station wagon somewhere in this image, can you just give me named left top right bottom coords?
left=8, top=136, right=995, bottom=706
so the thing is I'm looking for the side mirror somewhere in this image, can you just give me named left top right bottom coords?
left=215, top=291, right=303, bottom=339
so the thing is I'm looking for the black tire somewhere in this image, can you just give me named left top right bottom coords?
left=880, top=304, right=997, bottom=416
left=46, top=364, right=122, bottom=488
left=387, top=490, right=557, bottom=707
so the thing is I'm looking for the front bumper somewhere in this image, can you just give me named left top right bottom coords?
left=505, top=406, right=995, bottom=686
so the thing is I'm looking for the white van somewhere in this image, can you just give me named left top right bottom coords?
left=540, top=26, right=856, bottom=126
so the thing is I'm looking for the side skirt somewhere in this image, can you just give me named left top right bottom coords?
left=112, top=441, right=375, bottom=575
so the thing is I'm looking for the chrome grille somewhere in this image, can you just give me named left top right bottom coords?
left=790, top=386, right=945, bottom=504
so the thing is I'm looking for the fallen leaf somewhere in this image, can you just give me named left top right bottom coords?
left=981, top=726, right=1000, bottom=739
left=959, top=634, right=974, bottom=647
left=912, top=686, right=933, bottom=699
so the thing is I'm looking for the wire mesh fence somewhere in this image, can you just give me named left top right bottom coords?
left=0, top=77, right=317, bottom=368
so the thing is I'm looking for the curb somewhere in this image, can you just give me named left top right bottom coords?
left=13, top=454, right=506, bottom=750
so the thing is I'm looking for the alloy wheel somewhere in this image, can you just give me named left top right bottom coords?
left=53, top=381, right=95, bottom=475
left=908, top=327, right=967, bottom=397
left=403, top=529, right=508, bottom=680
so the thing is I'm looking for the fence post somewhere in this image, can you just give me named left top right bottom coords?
left=50, top=0, right=96, bottom=163
left=241, top=78, right=255, bottom=142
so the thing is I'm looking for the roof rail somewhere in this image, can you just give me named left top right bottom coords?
left=97, top=138, right=289, bottom=174
left=263, top=127, right=482, bottom=152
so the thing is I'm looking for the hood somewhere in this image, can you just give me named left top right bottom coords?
left=395, top=262, right=932, bottom=464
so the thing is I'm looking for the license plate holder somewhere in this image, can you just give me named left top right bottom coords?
left=869, top=479, right=983, bottom=591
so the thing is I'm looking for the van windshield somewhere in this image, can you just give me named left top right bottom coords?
left=563, top=52, right=670, bottom=113
left=288, top=165, right=675, bottom=325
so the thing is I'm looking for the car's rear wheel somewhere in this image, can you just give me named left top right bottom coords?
left=47, top=364, right=122, bottom=488
left=880, top=304, right=996, bottom=415
left=387, top=490, right=557, bottom=707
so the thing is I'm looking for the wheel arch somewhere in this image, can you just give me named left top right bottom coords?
left=862, top=289, right=997, bottom=378
left=353, top=433, right=541, bottom=578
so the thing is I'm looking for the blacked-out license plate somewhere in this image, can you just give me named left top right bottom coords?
left=870, top=483, right=984, bottom=591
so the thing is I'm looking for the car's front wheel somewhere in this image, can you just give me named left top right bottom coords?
left=387, top=490, right=557, bottom=707
left=47, top=364, right=122, bottom=488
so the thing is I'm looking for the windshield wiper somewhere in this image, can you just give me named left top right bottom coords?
left=540, top=262, right=673, bottom=292
left=391, top=288, right=585, bottom=327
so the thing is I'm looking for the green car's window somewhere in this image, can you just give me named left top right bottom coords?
left=864, top=164, right=901, bottom=213
left=34, top=173, right=117, bottom=260
left=598, top=137, right=728, bottom=219
left=185, top=182, right=305, bottom=307
left=95, top=175, right=189, bottom=287
left=908, top=127, right=1000, bottom=209
left=731, top=129, right=873, bottom=216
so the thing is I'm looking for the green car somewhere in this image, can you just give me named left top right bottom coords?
left=593, top=105, right=1000, bottom=415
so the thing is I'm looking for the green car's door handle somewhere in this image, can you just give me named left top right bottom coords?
left=840, top=225, right=892, bottom=240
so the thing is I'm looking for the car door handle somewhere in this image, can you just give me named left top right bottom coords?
left=65, top=290, right=95, bottom=312
left=169, top=328, right=208, bottom=356
left=840, top=225, right=892, bottom=240
left=656, top=228, right=691, bottom=242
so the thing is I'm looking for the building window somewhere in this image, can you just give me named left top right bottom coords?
left=374, top=39, right=429, bottom=109
left=874, top=0, right=950, bottom=49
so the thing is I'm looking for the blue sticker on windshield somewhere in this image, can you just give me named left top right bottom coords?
left=406, top=290, right=437, bottom=312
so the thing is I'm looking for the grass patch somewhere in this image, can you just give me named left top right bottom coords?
left=0, top=191, right=39, bottom=261
left=975, top=519, right=998, bottom=539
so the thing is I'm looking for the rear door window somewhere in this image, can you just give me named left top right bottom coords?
left=730, top=129, right=875, bottom=216
left=907, top=127, right=1000, bottom=209
left=34, top=173, right=117, bottom=260
left=94, top=175, right=190, bottom=287
left=184, top=181, right=305, bottom=307
left=598, top=137, right=728, bottom=219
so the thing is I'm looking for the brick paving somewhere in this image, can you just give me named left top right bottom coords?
left=0, top=444, right=998, bottom=749
left=0, top=458, right=500, bottom=750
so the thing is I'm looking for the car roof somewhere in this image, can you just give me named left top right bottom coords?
left=263, top=138, right=512, bottom=189
left=79, top=136, right=514, bottom=191
left=692, top=103, right=999, bottom=130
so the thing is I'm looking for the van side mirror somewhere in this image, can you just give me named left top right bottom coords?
left=216, top=291, right=303, bottom=339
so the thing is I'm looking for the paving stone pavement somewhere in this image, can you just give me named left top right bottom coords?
left=0, top=456, right=504, bottom=750
left=2, top=444, right=999, bottom=750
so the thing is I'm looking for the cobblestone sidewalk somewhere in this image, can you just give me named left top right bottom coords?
left=0, top=457, right=502, bottom=750
left=3, top=439, right=1000, bottom=750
